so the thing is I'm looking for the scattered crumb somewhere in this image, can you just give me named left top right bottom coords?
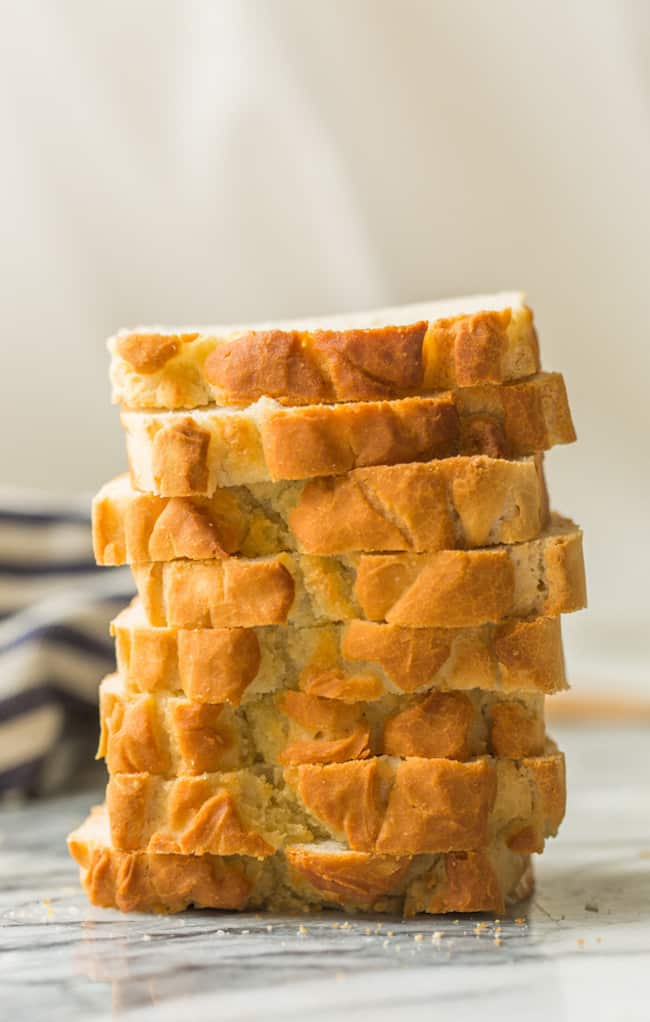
left=387, top=930, right=394, bottom=937
left=596, top=937, right=602, bottom=944
left=242, top=929, right=250, bottom=935
left=266, top=924, right=273, bottom=932
left=577, top=939, right=585, bottom=947
left=298, top=925, right=307, bottom=935
left=413, top=933, right=423, bottom=942
left=341, top=921, right=350, bottom=929
left=639, top=850, right=650, bottom=859
left=41, top=899, right=52, bottom=906
left=364, top=927, right=371, bottom=935
left=585, top=902, right=599, bottom=913
left=453, top=919, right=460, bottom=925
left=432, top=932, right=443, bottom=943
left=515, top=918, right=526, bottom=925
left=331, top=922, right=339, bottom=929
left=142, top=934, right=152, bottom=942
left=494, top=938, right=502, bottom=946
left=383, top=939, right=390, bottom=948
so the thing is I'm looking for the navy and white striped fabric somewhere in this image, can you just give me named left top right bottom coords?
left=0, top=490, right=133, bottom=798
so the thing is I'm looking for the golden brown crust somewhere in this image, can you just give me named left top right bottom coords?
left=352, top=548, right=515, bottom=627
left=285, top=845, right=412, bottom=907
left=288, top=758, right=496, bottom=853
left=110, top=297, right=540, bottom=410
left=116, top=333, right=199, bottom=375
left=261, top=394, right=462, bottom=480
left=522, top=750, right=567, bottom=834
left=204, top=324, right=428, bottom=405
left=151, top=418, right=212, bottom=494
left=69, top=807, right=532, bottom=914
left=287, top=748, right=564, bottom=854
left=489, top=701, right=546, bottom=759
left=122, top=374, right=575, bottom=493
left=93, top=455, right=548, bottom=564
left=405, top=849, right=508, bottom=915
left=131, top=557, right=296, bottom=628
left=129, top=518, right=585, bottom=629
left=113, top=603, right=567, bottom=702
left=380, top=691, right=476, bottom=760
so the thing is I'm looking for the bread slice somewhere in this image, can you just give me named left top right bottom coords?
left=130, top=515, right=585, bottom=629
left=104, top=768, right=312, bottom=858
left=104, top=744, right=564, bottom=857
left=112, top=601, right=567, bottom=703
left=94, top=455, right=548, bottom=563
left=122, top=373, right=575, bottom=492
left=68, top=805, right=533, bottom=914
left=109, top=292, right=540, bottom=410
left=98, top=673, right=546, bottom=776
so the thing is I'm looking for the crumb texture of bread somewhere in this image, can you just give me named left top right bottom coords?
left=93, top=455, right=548, bottom=563
left=102, top=744, right=564, bottom=858
left=121, top=373, right=575, bottom=493
left=112, top=601, right=568, bottom=702
left=98, top=674, right=546, bottom=776
left=128, top=516, right=585, bottom=629
left=109, top=293, right=539, bottom=410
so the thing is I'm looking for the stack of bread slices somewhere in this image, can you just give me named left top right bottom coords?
left=68, top=292, right=586, bottom=916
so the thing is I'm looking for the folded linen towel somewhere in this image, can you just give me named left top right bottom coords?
left=0, top=490, right=133, bottom=797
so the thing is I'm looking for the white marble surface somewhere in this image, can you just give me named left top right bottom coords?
left=1, top=724, right=649, bottom=1022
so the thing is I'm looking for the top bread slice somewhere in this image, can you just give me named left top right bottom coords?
left=123, top=373, right=574, bottom=493
left=109, top=292, right=540, bottom=410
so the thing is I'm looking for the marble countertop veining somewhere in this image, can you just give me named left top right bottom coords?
left=1, top=725, right=650, bottom=1022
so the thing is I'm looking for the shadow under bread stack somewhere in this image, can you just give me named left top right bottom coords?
left=68, top=292, right=586, bottom=915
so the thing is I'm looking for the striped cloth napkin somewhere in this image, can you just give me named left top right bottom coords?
left=0, top=489, right=133, bottom=798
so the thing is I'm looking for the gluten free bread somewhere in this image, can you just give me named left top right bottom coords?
left=94, top=455, right=548, bottom=562
left=69, top=290, right=585, bottom=916
left=69, top=805, right=533, bottom=915
left=130, top=515, right=585, bottom=629
left=112, top=601, right=568, bottom=704
left=110, top=292, right=539, bottom=410
left=122, top=373, right=574, bottom=492
left=104, top=745, right=564, bottom=857
left=98, top=673, right=546, bottom=775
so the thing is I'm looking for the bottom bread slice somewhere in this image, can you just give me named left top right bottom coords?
left=105, top=744, right=565, bottom=858
left=68, top=805, right=533, bottom=916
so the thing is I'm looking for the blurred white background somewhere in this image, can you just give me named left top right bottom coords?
left=0, top=0, right=648, bottom=692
